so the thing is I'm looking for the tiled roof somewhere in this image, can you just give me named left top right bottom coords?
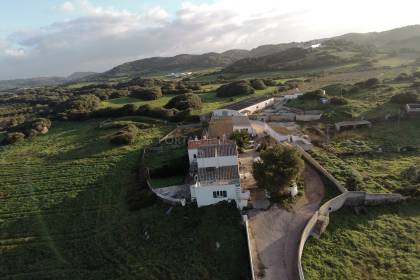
left=197, top=143, right=237, bottom=158
left=232, top=115, right=251, bottom=127
left=197, top=165, right=240, bottom=183
left=188, top=138, right=219, bottom=149
left=208, top=117, right=234, bottom=138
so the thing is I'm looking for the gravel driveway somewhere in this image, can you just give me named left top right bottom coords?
left=248, top=165, right=325, bottom=280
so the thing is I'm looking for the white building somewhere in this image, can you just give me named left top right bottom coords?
left=188, top=139, right=250, bottom=209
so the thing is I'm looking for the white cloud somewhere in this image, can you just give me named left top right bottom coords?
left=4, top=48, right=25, bottom=57
left=57, top=1, right=75, bottom=13
left=1, top=0, right=420, bottom=79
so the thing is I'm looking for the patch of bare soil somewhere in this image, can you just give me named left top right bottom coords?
left=248, top=165, right=325, bottom=280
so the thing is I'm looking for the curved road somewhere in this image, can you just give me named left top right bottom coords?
left=248, top=165, right=325, bottom=280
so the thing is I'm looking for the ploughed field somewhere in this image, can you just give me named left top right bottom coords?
left=0, top=119, right=249, bottom=279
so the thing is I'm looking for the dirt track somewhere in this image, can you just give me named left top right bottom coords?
left=248, top=165, right=325, bottom=280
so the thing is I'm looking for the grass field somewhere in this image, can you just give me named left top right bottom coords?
left=311, top=120, right=420, bottom=193
left=302, top=202, right=420, bottom=279
left=101, top=86, right=278, bottom=115
left=287, top=84, right=406, bottom=122
left=0, top=119, right=250, bottom=279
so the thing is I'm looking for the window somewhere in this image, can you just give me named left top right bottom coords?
left=213, top=190, right=228, bottom=198
left=193, top=154, right=197, bottom=159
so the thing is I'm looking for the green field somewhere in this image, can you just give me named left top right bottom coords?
left=101, top=86, right=278, bottom=115
left=302, top=202, right=420, bottom=279
left=0, top=119, right=249, bottom=279
left=311, top=120, right=420, bottom=193
left=287, top=85, right=406, bottom=122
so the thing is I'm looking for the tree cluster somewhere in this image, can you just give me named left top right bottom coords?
left=216, top=81, right=255, bottom=97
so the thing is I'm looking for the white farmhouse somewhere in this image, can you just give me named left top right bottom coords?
left=188, top=138, right=250, bottom=209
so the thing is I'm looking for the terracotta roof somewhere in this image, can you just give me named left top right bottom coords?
left=232, top=115, right=251, bottom=127
left=188, top=138, right=219, bottom=149
left=197, top=165, right=240, bottom=183
left=208, top=117, right=234, bottom=138
left=197, top=143, right=237, bottom=158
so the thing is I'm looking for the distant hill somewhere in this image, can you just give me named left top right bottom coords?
left=0, top=77, right=66, bottom=91
left=223, top=42, right=367, bottom=73
left=93, top=43, right=316, bottom=80
left=97, top=50, right=251, bottom=79
left=3, top=25, right=420, bottom=85
left=336, top=25, right=420, bottom=51
left=66, top=72, right=97, bottom=81
left=0, top=72, right=98, bottom=90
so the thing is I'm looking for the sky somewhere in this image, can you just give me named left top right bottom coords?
left=0, top=0, right=419, bottom=80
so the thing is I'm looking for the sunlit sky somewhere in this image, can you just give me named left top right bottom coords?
left=1, top=0, right=419, bottom=80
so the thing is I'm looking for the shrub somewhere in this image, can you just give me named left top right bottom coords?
left=119, top=104, right=138, bottom=115
left=250, top=79, right=267, bottom=90
left=230, top=130, right=250, bottom=153
left=164, top=93, right=202, bottom=110
left=130, top=86, right=162, bottom=100
left=330, top=97, right=348, bottom=105
left=216, top=81, right=255, bottom=97
left=390, top=91, right=419, bottom=104
left=263, top=79, right=278, bottom=86
left=355, top=78, right=380, bottom=89
left=110, top=124, right=139, bottom=145
left=394, top=73, right=411, bottom=82
left=2, top=132, right=25, bottom=145
left=413, top=71, right=420, bottom=79
left=345, top=169, right=363, bottom=191
left=299, top=89, right=325, bottom=100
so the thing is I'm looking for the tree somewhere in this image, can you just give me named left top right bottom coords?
left=390, top=91, right=419, bottom=104
left=230, top=130, right=250, bottom=153
left=129, top=86, right=162, bottom=100
left=253, top=144, right=304, bottom=199
left=2, top=132, right=25, bottom=145
left=164, top=93, right=202, bottom=110
left=330, top=97, right=348, bottom=105
left=216, top=81, right=255, bottom=97
left=110, top=124, right=139, bottom=145
left=250, top=79, right=267, bottom=90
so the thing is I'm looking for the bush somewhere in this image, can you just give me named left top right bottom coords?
left=164, top=93, right=202, bottom=110
left=119, top=104, right=138, bottom=115
left=390, top=91, right=419, bottom=104
left=345, top=169, right=363, bottom=191
left=110, top=124, right=139, bottom=145
left=355, top=78, right=380, bottom=89
left=263, top=79, right=278, bottom=86
left=330, top=97, right=348, bottom=105
left=394, top=73, right=411, bottom=82
left=299, top=89, right=325, bottom=100
left=216, top=81, right=255, bottom=97
left=250, top=79, right=267, bottom=90
left=130, top=86, right=162, bottom=100
left=2, top=132, right=25, bottom=145
left=413, top=71, right=420, bottom=79
left=230, top=130, right=250, bottom=153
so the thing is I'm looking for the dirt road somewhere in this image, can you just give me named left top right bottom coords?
left=248, top=166, right=325, bottom=280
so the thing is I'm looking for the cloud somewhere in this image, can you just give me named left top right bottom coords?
left=57, top=1, right=75, bottom=13
left=1, top=0, right=420, bottom=79
left=4, top=48, right=25, bottom=57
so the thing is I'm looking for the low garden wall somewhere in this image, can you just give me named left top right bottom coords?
left=295, top=149, right=405, bottom=280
